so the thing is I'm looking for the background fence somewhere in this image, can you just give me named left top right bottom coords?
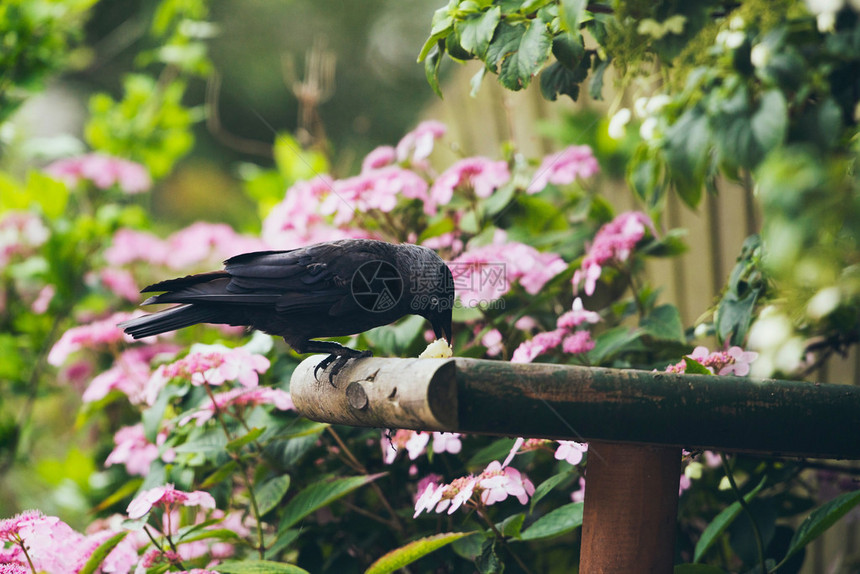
left=424, top=60, right=860, bottom=572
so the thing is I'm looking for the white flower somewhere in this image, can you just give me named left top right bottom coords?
left=640, top=117, right=659, bottom=141
left=608, top=108, right=632, bottom=140
left=807, top=286, right=841, bottom=319
left=716, top=29, right=745, bottom=49
left=750, top=43, right=771, bottom=68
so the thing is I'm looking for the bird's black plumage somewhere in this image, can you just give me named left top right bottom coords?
left=119, top=239, right=454, bottom=380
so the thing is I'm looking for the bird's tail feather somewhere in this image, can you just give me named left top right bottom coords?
left=119, top=304, right=222, bottom=339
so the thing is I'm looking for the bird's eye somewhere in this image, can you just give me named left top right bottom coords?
left=430, top=295, right=439, bottom=306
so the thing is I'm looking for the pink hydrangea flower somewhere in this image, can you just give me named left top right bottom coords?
left=573, top=211, right=656, bottom=296
left=556, top=297, right=601, bottom=329
left=667, top=345, right=758, bottom=376
left=320, top=167, right=429, bottom=225
left=511, top=328, right=566, bottom=363
left=161, top=347, right=269, bottom=387
left=361, top=146, right=397, bottom=172
left=262, top=176, right=331, bottom=237
left=165, top=222, right=266, bottom=269
left=82, top=344, right=179, bottom=404
left=421, top=231, right=464, bottom=256
left=0, top=211, right=49, bottom=267
left=104, top=423, right=174, bottom=476
left=554, top=440, right=588, bottom=465
left=0, top=511, right=96, bottom=574
left=571, top=476, right=586, bottom=503
left=48, top=312, right=140, bottom=366
left=481, top=328, right=503, bottom=356
left=96, top=268, right=140, bottom=301
left=104, top=228, right=169, bottom=267
left=428, top=157, right=510, bottom=213
left=178, top=387, right=294, bottom=426
left=562, top=330, right=595, bottom=354
left=396, top=120, right=446, bottom=163
left=451, top=232, right=567, bottom=306
left=527, top=144, right=599, bottom=194
left=127, top=484, right=216, bottom=520
left=45, top=153, right=152, bottom=193
left=432, top=432, right=462, bottom=455
left=479, top=461, right=536, bottom=505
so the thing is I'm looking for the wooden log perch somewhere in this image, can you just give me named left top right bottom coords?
left=291, top=355, right=860, bottom=460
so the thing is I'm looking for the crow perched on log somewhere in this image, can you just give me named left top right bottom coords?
left=119, top=239, right=454, bottom=381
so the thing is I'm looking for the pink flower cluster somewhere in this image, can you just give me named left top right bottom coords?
left=47, top=311, right=140, bottom=367
left=262, top=176, right=365, bottom=249
left=428, top=157, right=509, bottom=214
left=105, top=223, right=267, bottom=270
left=414, top=460, right=535, bottom=517
left=105, top=423, right=174, bottom=476
left=126, top=484, right=216, bottom=520
left=511, top=297, right=600, bottom=363
left=527, top=145, right=599, bottom=194
left=0, top=510, right=137, bottom=574
left=45, top=153, right=151, bottom=194
left=573, top=211, right=656, bottom=296
left=321, top=166, right=430, bottom=224
left=381, top=430, right=462, bottom=464
left=665, top=346, right=758, bottom=376
left=0, top=211, right=49, bottom=267
left=82, top=344, right=179, bottom=405
left=160, top=347, right=270, bottom=387
left=179, top=386, right=294, bottom=426
left=394, top=120, right=446, bottom=164
left=451, top=231, right=567, bottom=306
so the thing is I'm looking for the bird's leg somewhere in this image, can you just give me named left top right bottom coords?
left=292, top=340, right=373, bottom=385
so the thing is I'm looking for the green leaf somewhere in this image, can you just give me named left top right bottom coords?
left=530, top=466, right=577, bottom=512
left=93, top=478, right=144, bottom=513
left=470, top=65, right=487, bottom=97
left=486, top=21, right=525, bottom=71
left=227, top=427, right=265, bottom=453
left=279, top=473, right=385, bottom=531
left=694, top=475, right=767, bottom=562
left=499, top=20, right=552, bottom=90
left=366, top=532, right=475, bottom=574
left=783, top=490, right=860, bottom=562
left=750, top=89, right=787, bottom=159
left=587, top=326, right=645, bottom=364
left=559, top=0, right=588, bottom=32
left=588, top=55, right=610, bottom=100
left=539, top=61, right=581, bottom=101
left=200, top=460, right=239, bottom=489
left=78, top=532, right=128, bottom=574
left=256, top=474, right=292, bottom=516
left=424, top=42, right=444, bottom=98
left=640, top=304, right=685, bottom=343
left=520, top=501, right=584, bottom=540
left=497, top=513, right=526, bottom=538
left=683, top=357, right=712, bottom=375
left=179, top=527, right=240, bottom=544
left=664, top=107, right=710, bottom=208
left=418, top=4, right=455, bottom=62
left=216, top=560, right=310, bottom=574
left=467, top=437, right=518, bottom=467
left=456, top=6, right=500, bottom=58
left=27, top=170, right=69, bottom=219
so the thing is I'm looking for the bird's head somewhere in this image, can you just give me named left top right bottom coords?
left=418, top=260, right=454, bottom=346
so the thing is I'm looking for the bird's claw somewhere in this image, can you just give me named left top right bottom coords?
left=314, top=350, right=373, bottom=386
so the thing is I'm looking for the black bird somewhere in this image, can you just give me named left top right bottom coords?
left=119, top=239, right=454, bottom=381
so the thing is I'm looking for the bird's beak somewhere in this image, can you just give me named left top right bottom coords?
left=431, top=313, right=453, bottom=347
